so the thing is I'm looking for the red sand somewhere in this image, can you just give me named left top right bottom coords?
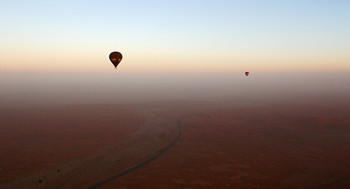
left=0, top=105, right=144, bottom=184
left=1, top=99, right=350, bottom=188
left=100, top=101, right=350, bottom=188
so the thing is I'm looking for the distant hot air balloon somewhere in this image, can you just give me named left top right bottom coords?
left=109, top=51, right=123, bottom=69
left=245, top=72, right=249, bottom=76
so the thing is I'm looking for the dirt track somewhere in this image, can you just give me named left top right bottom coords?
left=89, top=114, right=184, bottom=189
left=0, top=106, right=184, bottom=189
left=2, top=99, right=350, bottom=188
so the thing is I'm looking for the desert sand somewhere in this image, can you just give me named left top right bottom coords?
left=1, top=97, right=350, bottom=188
left=1, top=73, right=350, bottom=188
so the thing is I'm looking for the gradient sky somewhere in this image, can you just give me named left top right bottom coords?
left=1, top=0, right=349, bottom=73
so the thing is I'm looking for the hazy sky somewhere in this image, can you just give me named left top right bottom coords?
left=1, top=0, right=349, bottom=73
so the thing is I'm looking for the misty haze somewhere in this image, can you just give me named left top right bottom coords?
left=1, top=73, right=350, bottom=188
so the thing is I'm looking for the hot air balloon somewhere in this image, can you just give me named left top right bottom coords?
left=245, top=72, right=249, bottom=76
left=109, top=51, right=123, bottom=69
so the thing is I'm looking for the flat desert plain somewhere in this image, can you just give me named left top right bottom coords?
left=1, top=73, right=350, bottom=188
left=100, top=99, right=350, bottom=189
left=1, top=97, right=350, bottom=188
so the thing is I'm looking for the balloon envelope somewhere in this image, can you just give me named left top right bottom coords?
left=245, top=72, right=249, bottom=76
left=109, top=51, right=123, bottom=68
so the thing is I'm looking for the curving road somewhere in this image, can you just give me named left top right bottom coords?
left=88, top=115, right=185, bottom=189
